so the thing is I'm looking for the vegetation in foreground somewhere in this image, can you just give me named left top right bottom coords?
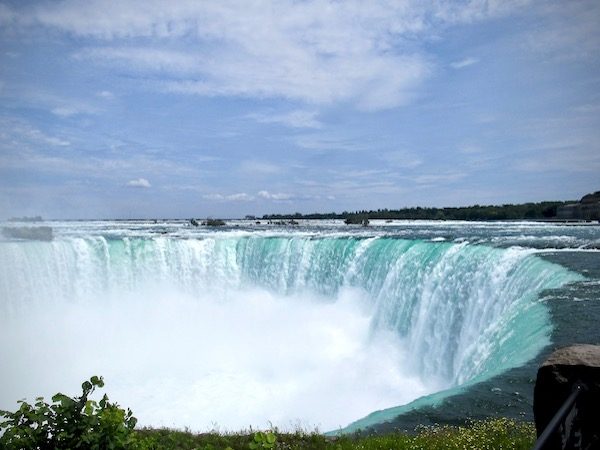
left=136, top=419, right=535, bottom=450
left=0, top=377, right=536, bottom=449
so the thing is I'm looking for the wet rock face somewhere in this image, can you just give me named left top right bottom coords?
left=534, top=345, right=600, bottom=449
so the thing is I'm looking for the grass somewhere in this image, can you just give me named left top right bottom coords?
left=134, top=418, right=536, bottom=450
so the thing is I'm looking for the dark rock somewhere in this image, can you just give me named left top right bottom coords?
left=534, top=344, right=600, bottom=449
left=190, top=218, right=199, bottom=227
left=344, top=215, right=369, bottom=225
left=201, top=219, right=226, bottom=226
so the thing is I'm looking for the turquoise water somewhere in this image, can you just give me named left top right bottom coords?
left=0, top=220, right=598, bottom=432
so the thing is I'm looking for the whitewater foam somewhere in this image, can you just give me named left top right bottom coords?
left=0, top=232, right=583, bottom=431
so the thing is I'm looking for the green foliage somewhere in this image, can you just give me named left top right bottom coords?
left=249, top=431, right=277, bottom=450
left=264, top=200, right=573, bottom=222
left=0, top=376, right=140, bottom=450
left=353, top=418, right=536, bottom=450
left=135, top=419, right=535, bottom=450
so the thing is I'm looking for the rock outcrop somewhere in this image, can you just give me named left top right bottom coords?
left=534, top=344, right=600, bottom=449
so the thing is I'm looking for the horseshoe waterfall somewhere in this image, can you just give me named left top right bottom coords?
left=1, top=220, right=597, bottom=432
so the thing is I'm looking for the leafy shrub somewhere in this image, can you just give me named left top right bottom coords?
left=249, top=431, right=277, bottom=450
left=0, top=376, right=140, bottom=450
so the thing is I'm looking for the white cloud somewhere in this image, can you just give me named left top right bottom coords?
left=248, top=110, right=321, bottom=129
left=227, top=193, right=253, bottom=201
left=97, top=90, right=114, bottom=99
left=258, top=190, right=292, bottom=201
left=238, top=161, right=283, bottom=175
left=126, top=178, right=151, bottom=188
left=201, top=194, right=223, bottom=200
left=411, top=172, right=466, bottom=185
left=45, top=136, right=71, bottom=146
left=8, top=120, right=71, bottom=146
left=381, top=150, right=423, bottom=168
left=293, top=133, right=366, bottom=152
left=51, top=106, right=81, bottom=117
left=2, top=87, right=98, bottom=118
left=432, top=0, right=531, bottom=24
left=458, top=143, right=483, bottom=154
left=202, top=190, right=294, bottom=202
left=515, top=144, right=600, bottom=173
left=76, top=47, right=200, bottom=74
left=450, top=57, right=478, bottom=69
left=3, top=1, right=530, bottom=110
left=571, top=103, right=600, bottom=114
left=0, top=117, right=202, bottom=182
left=520, top=1, right=600, bottom=62
left=203, top=192, right=254, bottom=202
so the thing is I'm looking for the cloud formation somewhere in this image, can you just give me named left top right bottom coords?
left=1, top=0, right=598, bottom=218
left=450, top=57, right=478, bottom=69
left=126, top=178, right=151, bottom=188
left=2, top=0, right=530, bottom=110
left=203, top=191, right=294, bottom=202
left=203, top=193, right=254, bottom=202
left=257, top=190, right=292, bottom=201
left=248, top=110, right=321, bottom=129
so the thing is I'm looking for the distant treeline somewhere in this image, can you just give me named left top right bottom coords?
left=262, top=201, right=572, bottom=221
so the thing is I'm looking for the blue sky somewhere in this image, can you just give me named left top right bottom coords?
left=1, top=0, right=599, bottom=219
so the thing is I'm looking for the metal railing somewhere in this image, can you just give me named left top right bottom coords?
left=533, top=382, right=587, bottom=450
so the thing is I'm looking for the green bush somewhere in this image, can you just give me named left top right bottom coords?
left=0, top=376, right=140, bottom=450
left=249, top=431, right=276, bottom=450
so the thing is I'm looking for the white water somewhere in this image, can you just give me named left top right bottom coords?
left=0, top=231, right=582, bottom=431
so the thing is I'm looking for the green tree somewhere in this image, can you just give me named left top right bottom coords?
left=0, top=376, right=140, bottom=450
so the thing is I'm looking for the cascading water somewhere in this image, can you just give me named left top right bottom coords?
left=0, top=233, right=582, bottom=431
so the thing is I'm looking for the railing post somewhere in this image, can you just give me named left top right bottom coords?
left=532, top=382, right=585, bottom=450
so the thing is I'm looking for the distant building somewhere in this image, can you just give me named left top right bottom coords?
left=556, top=191, right=600, bottom=220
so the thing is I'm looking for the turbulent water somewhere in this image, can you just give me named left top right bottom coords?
left=1, top=220, right=599, bottom=432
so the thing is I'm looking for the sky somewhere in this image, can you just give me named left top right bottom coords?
left=0, top=0, right=599, bottom=219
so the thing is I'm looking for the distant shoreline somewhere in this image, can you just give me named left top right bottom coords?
left=261, top=193, right=600, bottom=222
left=4, top=193, right=600, bottom=222
left=261, top=200, right=572, bottom=222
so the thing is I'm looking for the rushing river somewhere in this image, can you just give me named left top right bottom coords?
left=1, top=219, right=599, bottom=432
